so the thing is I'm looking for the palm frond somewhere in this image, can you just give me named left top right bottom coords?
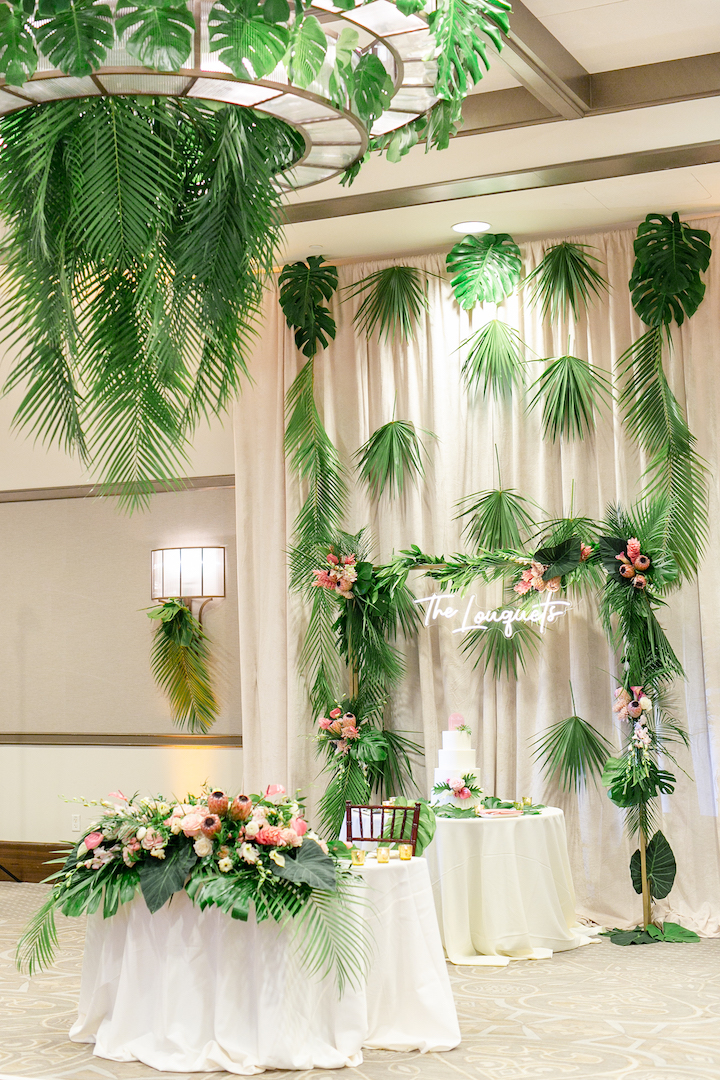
left=529, top=354, right=613, bottom=441
left=15, top=893, right=59, bottom=975
left=355, top=420, right=433, bottom=499
left=460, top=621, right=540, bottom=679
left=460, top=319, right=526, bottom=399
left=344, top=265, right=429, bottom=342
left=618, top=328, right=708, bottom=576
left=531, top=710, right=612, bottom=790
left=149, top=603, right=219, bottom=733
left=317, top=757, right=371, bottom=838
left=289, top=873, right=374, bottom=994
left=524, top=242, right=608, bottom=322
left=456, top=486, right=537, bottom=550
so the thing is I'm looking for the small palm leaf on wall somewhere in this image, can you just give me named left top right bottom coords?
left=460, top=319, right=527, bottom=398
left=148, top=600, right=219, bottom=733
left=344, top=265, right=430, bottom=342
left=528, top=353, right=613, bottom=441
left=456, top=485, right=537, bottom=551
left=355, top=419, right=434, bottom=499
left=524, top=241, right=608, bottom=322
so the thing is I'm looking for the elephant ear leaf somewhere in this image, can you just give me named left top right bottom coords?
left=34, top=0, right=114, bottom=76
left=630, top=212, right=711, bottom=327
left=446, top=233, right=522, bottom=308
left=0, top=5, right=38, bottom=84
left=630, top=830, right=676, bottom=900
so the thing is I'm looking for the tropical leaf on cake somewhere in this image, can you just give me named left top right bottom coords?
left=528, top=354, right=613, bottom=441
left=460, top=319, right=527, bottom=398
left=447, top=232, right=522, bottom=308
left=460, top=620, right=541, bottom=679
left=618, top=327, right=708, bottom=577
left=344, top=265, right=430, bottom=342
left=428, top=0, right=511, bottom=104
left=630, top=829, right=676, bottom=900
left=629, top=212, right=711, bottom=327
left=531, top=693, right=612, bottom=791
left=456, top=486, right=538, bottom=551
left=148, top=599, right=219, bottom=733
left=278, top=255, right=339, bottom=359
left=355, top=419, right=433, bottom=499
left=523, top=241, right=608, bottom=322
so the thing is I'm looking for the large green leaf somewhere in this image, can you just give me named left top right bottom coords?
left=528, top=354, right=613, bottom=442
left=116, top=1, right=194, bottom=69
left=461, top=620, right=541, bottom=680
left=630, top=212, right=711, bottom=327
left=270, top=838, right=337, bottom=890
left=630, top=830, right=676, bottom=900
left=34, top=0, right=114, bottom=76
left=149, top=600, right=220, bottom=732
left=446, top=233, right=522, bottom=308
left=286, top=12, right=326, bottom=89
left=460, top=319, right=526, bottom=398
left=138, top=839, right=198, bottom=914
left=345, top=265, right=429, bottom=343
left=456, top=486, right=536, bottom=550
left=531, top=713, right=611, bottom=791
left=384, top=798, right=437, bottom=856
left=534, top=536, right=581, bottom=580
left=278, top=255, right=338, bottom=359
left=355, top=419, right=431, bottom=499
left=0, top=4, right=37, bottom=85
left=208, top=0, right=290, bottom=79
left=349, top=52, right=392, bottom=126
left=660, top=921, right=699, bottom=942
left=428, top=0, right=510, bottom=103
left=524, top=241, right=607, bottom=322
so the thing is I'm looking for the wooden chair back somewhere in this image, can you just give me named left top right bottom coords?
left=345, top=802, right=422, bottom=855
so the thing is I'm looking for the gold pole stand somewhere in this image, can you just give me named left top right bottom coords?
left=639, top=828, right=652, bottom=929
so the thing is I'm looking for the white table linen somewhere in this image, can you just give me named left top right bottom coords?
left=425, top=808, right=598, bottom=966
left=69, top=857, right=459, bottom=1073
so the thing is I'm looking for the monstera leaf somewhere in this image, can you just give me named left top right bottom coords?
left=446, top=233, right=522, bottom=308
left=279, top=255, right=339, bottom=358
left=0, top=5, right=37, bottom=84
left=349, top=53, right=392, bottom=126
left=630, top=830, right=676, bottom=900
left=429, top=0, right=511, bottom=102
left=34, top=0, right=114, bottom=76
left=116, top=1, right=194, bottom=69
left=208, top=0, right=290, bottom=79
left=286, top=12, right=326, bottom=89
left=630, top=212, right=712, bottom=327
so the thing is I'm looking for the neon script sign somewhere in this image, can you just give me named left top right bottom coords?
left=413, top=591, right=572, bottom=638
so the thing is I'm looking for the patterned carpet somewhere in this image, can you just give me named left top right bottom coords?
left=1, top=883, right=719, bottom=1080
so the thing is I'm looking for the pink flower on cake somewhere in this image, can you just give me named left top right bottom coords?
left=459, top=787, right=471, bottom=800
left=256, top=825, right=283, bottom=845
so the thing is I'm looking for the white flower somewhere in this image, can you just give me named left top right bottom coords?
left=150, top=847, right=166, bottom=859
left=194, top=835, right=213, bottom=858
left=239, top=843, right=259, bottom=864
left=169, top=819, right=183, bottom=835
left=244, top=820, right=260, bottom=838
left=269, top=849, right=285, bottom=867
left=156, top=802, right=170, bottom=816
left=639, top=696, right=652, bottom=711
left=218, top=857, right=233, bottom=873
left=136, top=826, right=147, bottom=840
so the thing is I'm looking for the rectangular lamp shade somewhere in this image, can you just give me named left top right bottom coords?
left=151, top=547, right=225, bottom=600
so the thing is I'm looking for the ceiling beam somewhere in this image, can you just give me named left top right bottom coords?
left=283, top=139, right=720, bottom=223
left=498, top=0, right=591, bottom=119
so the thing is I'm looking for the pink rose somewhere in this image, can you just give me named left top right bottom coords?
left=459, top=787, right=472, bottom=800
left=290, top=817, right=308, bottom=836
left=84, top=832, right=103, bottom=850
left=449, top=778, right=463, bottom=793
left=280, top=828, right=301, bottom=847
left=329, top=708, right=342, bottom=719
left=181, top=813, right=204, bottom=837
left=256, top=825, right=283, bottom=845
left=318, top=717, right=332, bottom=730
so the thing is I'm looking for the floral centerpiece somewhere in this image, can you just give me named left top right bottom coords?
left=18, top=785, right=370, bottom=993
left=432, top=773, right=484, bottom=801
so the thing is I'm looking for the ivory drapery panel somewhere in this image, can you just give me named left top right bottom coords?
left=234, top=218, right=720, bottom=933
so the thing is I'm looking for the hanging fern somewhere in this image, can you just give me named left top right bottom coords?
left=524, top=241, right=608, bottom=322
left=147, top=600, right=219, bottom=733
left=355, top=419, right=433, bottom=499
left=344, top=265, right=429, bottom=342
left=460, top=319, right=526, bottom=398
left=528, top=354, right=613, bottom=441
left=446, top=233, right=522, bottom=308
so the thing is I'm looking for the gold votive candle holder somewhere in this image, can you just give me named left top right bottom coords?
left=350, top=848, right=366, bottom=866
left=522, top=796, right=533, bottom=807
left=399, top=843, right=413, bottom=861
left=376, top=845, right=390, bottom=864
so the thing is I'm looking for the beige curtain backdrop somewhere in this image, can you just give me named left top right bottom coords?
left=234, top=217, right=720, bottom=933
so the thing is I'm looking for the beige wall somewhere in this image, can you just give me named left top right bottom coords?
left=0, top=486, right=241, bottom=736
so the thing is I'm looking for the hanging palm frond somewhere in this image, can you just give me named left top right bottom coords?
left=460, top=319, right=526, bottom=398
left=460, top=620, right=540, bottom=679
left=524, top=241, right=608, bottom=322
left=528, top=354, right=613, bottom=441
left=147, top=599, right=219, bottom=733
left=531, top=699, right=612, bottom=791
left=355, top=419, right=433, bottom=499
left=344, top=265, right=430, bottom=342
left=278, top=255, right=339, bottom=359
left=618, top=328, right=708, bottom=576
left=456, top=486, right=537, bottom=550
left=446, top=232, right=522, bottom=308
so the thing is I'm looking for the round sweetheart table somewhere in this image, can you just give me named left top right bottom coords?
left=425, top=807, right=598, bottom=966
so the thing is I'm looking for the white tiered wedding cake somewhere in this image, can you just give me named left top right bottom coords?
left=432, top=713, right=484, bottom=807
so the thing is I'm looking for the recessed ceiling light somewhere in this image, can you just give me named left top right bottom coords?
left=308, top=244, right=323, bottom=251
left=452, top=221, right=491, bottom=234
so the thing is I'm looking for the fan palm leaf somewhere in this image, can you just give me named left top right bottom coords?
left=531, top=712, right=612, bottom=790
left=460, top=620, right=540, bottom=679
left=460, top=319, right=526, bottom=398
left=456, top=486, right=537, bottom=550
left=524, top=241, right=608, bottom=322
left=344, top=265, right=429, bottom=342
left=355, top=419, right=432, bottom=499
left=529, top=354, right=613, bottom=441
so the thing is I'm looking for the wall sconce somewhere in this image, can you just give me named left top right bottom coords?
left=151, top=547, right=225, bottom=622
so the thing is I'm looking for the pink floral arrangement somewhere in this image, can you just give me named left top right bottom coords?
left=613, top=684, right=653, bottom=750
left=313, top=551, right=358, bottom=597
left=614, top=537, right=651, bottom=590
left=514, top=560, right=561, bottom=596
left=316, top=708, right=361, bottom=755
left=432, top=772, right=483, bottom=801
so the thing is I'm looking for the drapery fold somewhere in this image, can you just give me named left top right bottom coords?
left=234, top=219, right=720, bottom=932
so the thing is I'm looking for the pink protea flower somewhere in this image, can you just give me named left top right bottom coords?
left=330, top=708, right=342, bottom=719
left=633, top=574, right=647, bottom=590
left=327, top=553, right=339, bottom=565
left=545, top=577, right=562, bottom=593
left=626, top=538, right=641, bottom=563
left=84, top=832, right=103, bottom=850
left=628, top=701, right=643, bottom=719
left=619, top=564, right=636, bottom=579
left=580, top=544, right=592, bottom=562
left=208, top=791, right=229, bottom=816
left=229, top=796, right=253, bottom=821
left=341, top=712, right=357, bottom=727
left=342, top=725, right=360, bottom=739
left=200, top=814, right=222, bottom=837
left=256, top=825, right=283, bottom=845
left=318, top=717, right=332, bottom=729
left=634, top=554, right=650, bottom=571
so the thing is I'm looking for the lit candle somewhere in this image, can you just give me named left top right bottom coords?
left=350, top=848, right=366, bottom=866
left=399, top=843, right=413, bottom=860
left=376, top=845, right=390, bottom=863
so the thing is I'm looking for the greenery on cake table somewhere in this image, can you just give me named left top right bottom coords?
left=17, top=786, right=371, bottom=993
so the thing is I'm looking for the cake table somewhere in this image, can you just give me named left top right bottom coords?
left=425, top=808, right=598, bottom=966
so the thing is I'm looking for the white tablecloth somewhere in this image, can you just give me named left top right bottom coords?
left=425, top=808, right=598, bottom=966
left=69, top=858, right=460, bottom=1073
